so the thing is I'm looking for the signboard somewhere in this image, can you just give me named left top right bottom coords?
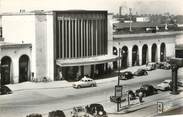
left=115, top=85, right=123, bottom=97
left=157, top=102, right=164, bottom=114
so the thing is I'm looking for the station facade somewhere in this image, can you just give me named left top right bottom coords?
left=1, top=10, right=183, bottom=84
left=1, top=10, right=116, bottom=83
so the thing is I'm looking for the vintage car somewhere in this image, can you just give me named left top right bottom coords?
left=157, top=80, right=172, bottom=91
left=85, top=103, right=107, bottom=117
left=0, top=85, right=12, bottom=95
left=119, top=71, right=133, bottom=80
left=136, top=84, right=158, bottom=97
left=144, top=62, right=156, bottom=71
left=73, top=76, right=96, bottom=88
left=133, top=69, right=148, bottom=76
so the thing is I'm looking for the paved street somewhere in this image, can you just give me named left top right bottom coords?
left=0, top=68, right=181, bottom=117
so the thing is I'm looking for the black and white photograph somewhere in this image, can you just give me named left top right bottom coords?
left=0, top=0, right=183, bottom=117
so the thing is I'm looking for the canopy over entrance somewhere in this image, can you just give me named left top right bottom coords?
left=56, top=55, right=118, bottom=67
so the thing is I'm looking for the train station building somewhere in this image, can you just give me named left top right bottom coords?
left=0, top=10, right=183, bottom=84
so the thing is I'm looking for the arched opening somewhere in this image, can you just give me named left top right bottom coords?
left=121, top=46, right=128, bottom=69
left=1, top=56, right=12, bottom=85
left=152, top=43, right=157, bottom=62
left=132, top=45, right=139, bottom=66
left=160, top=43, right=166, bottom=62
left=142, top=44, right=148, bottom=65
left=113, top=47, right=118, bottom=70
left=19, top=55, right=30, bottom=83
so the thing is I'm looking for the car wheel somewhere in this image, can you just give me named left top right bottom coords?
left=91, top=84, right=95, bottom=87
left=77, top=85, right=81, bottom=88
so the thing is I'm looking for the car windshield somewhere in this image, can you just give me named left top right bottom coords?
left=163, top=81, right=170, bottom=84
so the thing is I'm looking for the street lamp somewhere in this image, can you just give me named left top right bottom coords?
left=118, top=48, right=122, bottom=86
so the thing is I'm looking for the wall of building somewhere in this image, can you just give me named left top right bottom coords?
left=0, top=46, right=31, bottom=83
left=46, top=13, right=54, bottom=81
left=35, top=14, right=48, bottom=80
left=113, top=33, right=176, bottom=67
left=1, top=14, right=54, bottom=81
left=2, top=14, right=37, bottom=80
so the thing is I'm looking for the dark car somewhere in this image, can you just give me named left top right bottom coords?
left=120, top=71, right=133, bottom=80
left=0, top=85, right=12, bottom=95
left=48, top=110, right=66, bottom=117
left=85, top=103, right=107, bottom=117
left=135, top=84, right=158, bottom=97
left=133, top=69, right=148, bottom=76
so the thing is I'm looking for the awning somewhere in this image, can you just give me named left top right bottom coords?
left=56, top=55, right=118, bottom=67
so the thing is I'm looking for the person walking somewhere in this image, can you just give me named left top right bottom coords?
left=139, top=91, right=143, bottom=103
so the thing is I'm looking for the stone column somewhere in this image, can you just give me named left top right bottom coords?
left=157, top=44, right=161, bottom=62
left=148, top=44, right=152, bottom=63
left=13, top=57, right=19, bottom=83
left=139, top=45, right=142, bottom=65
left=128, top=46, right=132, bottom=67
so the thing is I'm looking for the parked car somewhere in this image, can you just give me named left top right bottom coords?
left=71, top=106, right=90, bottom=117
left=157, top=80, right=171, bottom=91
left=48, top=110, right=66, bottom=117
left=156, top=62, right=171, bottom=70
left=119, top=71, right=133, bottom=80
left=85, top=103, right=107, bottom=117
left=133, top=69, right=148, bottom=76
left=144, top=62, right=156, bottom=71
left=73, top=76, right=96, bottom=88
left=161, top=62, right=171, bottom=70
left=135, top=84, right=158, bottom=97
left=127, top=90, right=136, bottom=100
left=0, top=85, right=12, bottom=95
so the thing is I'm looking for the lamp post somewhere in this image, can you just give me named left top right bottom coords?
left=118, top=48, right=121, bottom=86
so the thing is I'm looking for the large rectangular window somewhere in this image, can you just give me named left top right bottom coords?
left=55, top=11, right=108, bottom=59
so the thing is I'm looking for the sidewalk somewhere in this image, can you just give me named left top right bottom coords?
left=6, top=66, right=145, bottom=91
left=6, top=65, right=172, bottom=92
left=105, top=88, right=183, bottom=117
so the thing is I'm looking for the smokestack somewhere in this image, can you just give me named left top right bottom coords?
left=119, top=6, right=122, bottom=16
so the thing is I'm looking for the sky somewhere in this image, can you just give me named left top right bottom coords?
left=1, top=0, right=183, bottom=15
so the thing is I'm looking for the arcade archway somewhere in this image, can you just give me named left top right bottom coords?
left=160, top=43, right=166, bottom=62
left=113, top=47, right=118, bottom=70
left=19, top=55, right=30, bottom=83
left=152, top=43, right=157, bottom=62
left=1, top=56, right=12, bottom=85
left=121, top=46, right=128, bottom=68
left=132, top=45, right=139, bottom=66
left=142, top=44, right=148, bottom=65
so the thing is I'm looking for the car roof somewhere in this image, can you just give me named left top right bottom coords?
left=81, top=76, right=93, bottom=80
left=164, top=80, right=171, bottom=82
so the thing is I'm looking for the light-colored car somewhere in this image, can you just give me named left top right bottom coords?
left=157, top=80, right=171, bottom=91
left=73, top=76, right=96, bottom=88
left=144, top=62, right=156, bottom=71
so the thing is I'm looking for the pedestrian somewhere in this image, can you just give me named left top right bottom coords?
left=139, top=91, right=143, bottom=103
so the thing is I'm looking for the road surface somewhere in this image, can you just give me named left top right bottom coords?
left=0, top=69, right=172, bottom=117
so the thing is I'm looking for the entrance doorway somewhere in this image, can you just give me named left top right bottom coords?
left=132, top=45, right=139, bottom=66
left=121, top=46, right=128, bottom=68
left=19, top=55, right=30, bottom=83
left=160, top=43, right=166, bottom=62
left=152, top=44, right=157, bottom=62
left=142, top=44, right=148, bottom=65
left=1, top=56, right=12, bottom=85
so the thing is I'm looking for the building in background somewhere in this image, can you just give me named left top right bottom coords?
left=1, top=10, right=116, bottom=83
